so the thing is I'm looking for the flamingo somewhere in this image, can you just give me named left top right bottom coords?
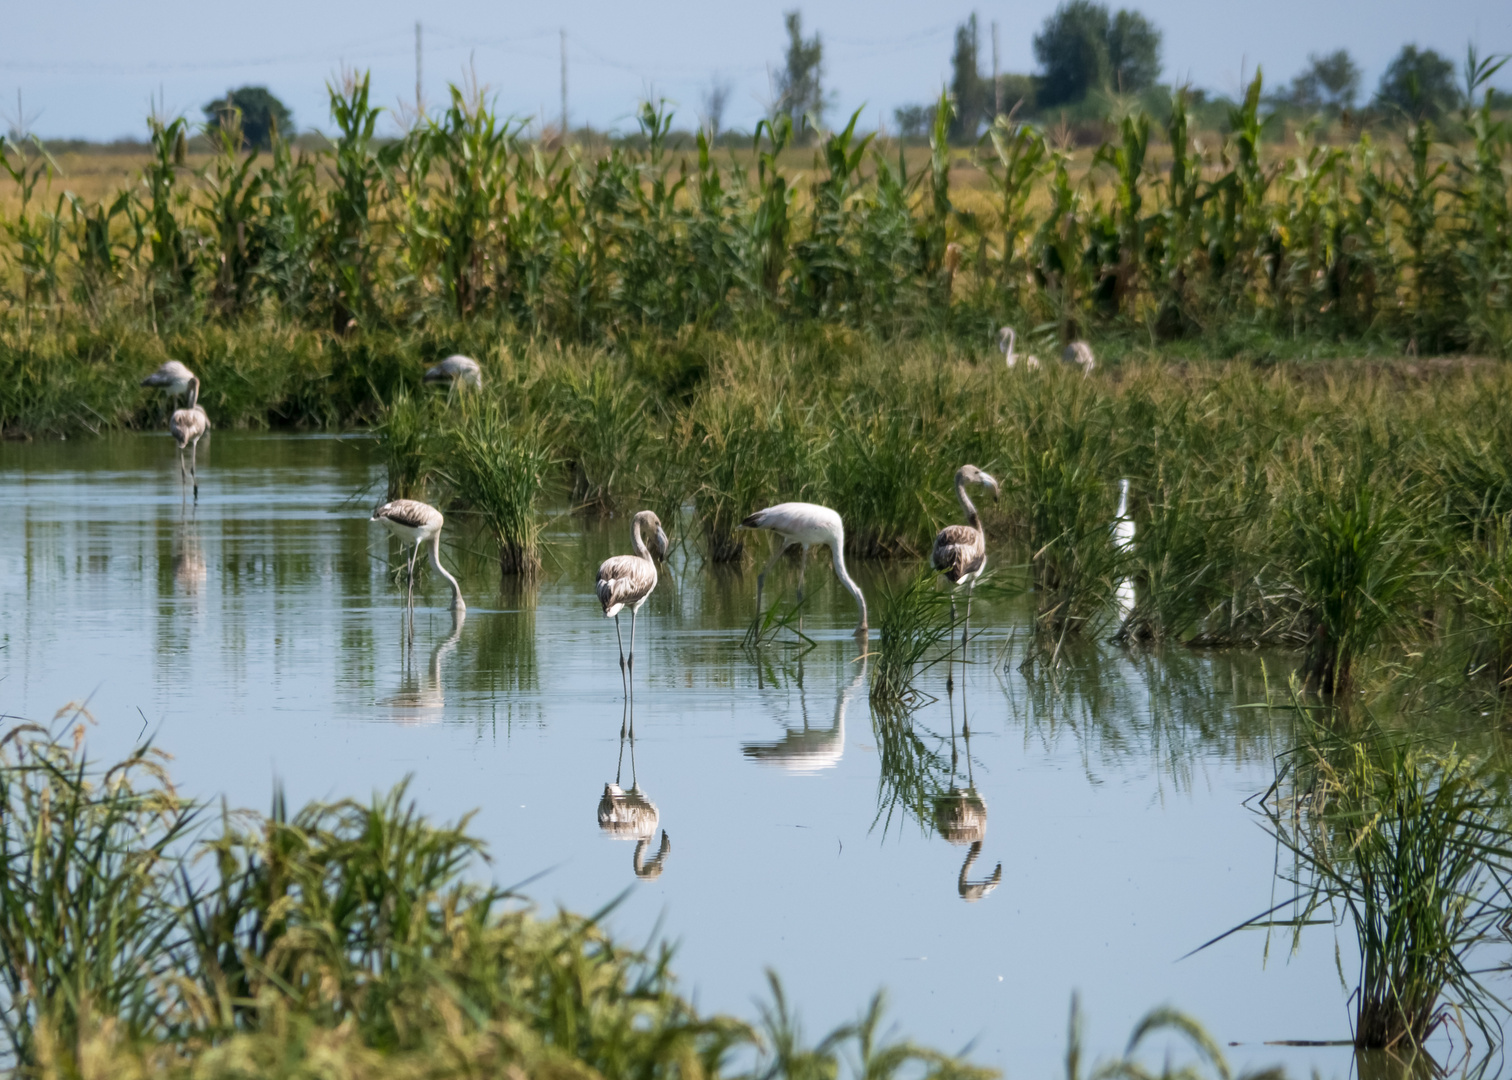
left=1062, top=339, right=1096, bottom=375
left=423, top=354, right=483, bottom=393
left=1113, top=478, right=1135, bottom=618
left=739, top=503, right=868, bottom=634
left=141, top=360, right=198, bottom=402
left=932, top=465, right=1000, bottom=688
left=997, top=326, right=1041, bottom=370
left=370, top=499, right=466, bottom=616
left=167, top=376, right=211, bottom=502
left=596, top=510, right=669, bottom=696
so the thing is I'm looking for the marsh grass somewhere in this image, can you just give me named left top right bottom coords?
left=373, top=389, right=438, bottom=500
left=742, top=596, right=816, bottom=653
left=441, top=403, right=554, bottom=576
left=1225, top=692, right=1512, bottom=1059
left=870, top=570, right=957, bottom=708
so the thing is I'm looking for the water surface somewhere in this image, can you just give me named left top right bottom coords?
left=0, top=433, right=1362, bottom=1076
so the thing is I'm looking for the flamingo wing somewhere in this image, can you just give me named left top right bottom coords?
left=168, top=406, right=210, bottom=448
left=372, top=499, right=443, bottom=530
left=932, top=525, right=984, bottom=584
left=596, top=554, right=656, bottom=617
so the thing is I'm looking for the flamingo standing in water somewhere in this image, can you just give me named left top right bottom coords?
left=931, top=466, right=1000, bottom=688
left=370, top=499, right=466, bottom=617
left=167, top=376, right=211, bottom=502
left=997, top=326, right=1041, bottom=370
left=596, top=510, right=669, bottom=696
left=423, top=354, right=483, bottom=393
left=740, top=503, right=869, bottom=634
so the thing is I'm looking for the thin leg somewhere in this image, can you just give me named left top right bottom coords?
left=795, top=545, right=809, bottom=603
left=755, top=540, right=788, bottom=616
left=947, top=590, right=958, bottom=693
left=178, top=449, right=188, bottom=500
left=614, top=614, right=627, bottom=697
left=628, top=606, right=638, bottom=694
left=190, top=440, right=199, bottom=502
left=961, top=585, right=975, bottom=732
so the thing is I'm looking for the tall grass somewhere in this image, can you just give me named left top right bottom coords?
left=441, top=403, right=553, bottom=575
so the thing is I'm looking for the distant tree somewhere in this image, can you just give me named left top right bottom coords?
left=1281, top=49, right=1361, bottom=114
left=701, top=76, right=733, bottom=138
left=949, top=14, right=991, bottom=141
left=995, top=74, right=1038, bottom=116
left=1106, top=9, right=1162, bottom=92
left=203, top=86, right=293, bottom=150
left=1032, top=2, right=1161, bottom=109
left=1374, top=44, right=1461, bottom=122
left=775, top=10, right=825, bottom=132
left=893, top=103, right=935, bottom=138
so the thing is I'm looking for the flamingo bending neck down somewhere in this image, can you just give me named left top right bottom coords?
left=740, top=502, right=868, bottom=634
left=997, top=326, right=1041, bottom=370
left=141, top=360, right=198, bottom=402
left=931, top=465, right=999, bottom=689
left=1062, top=339, right=1095, bottom=375
left=596, top=510, right=669, bottom=697
left=424, top=354, right=483, bottom=394
left=168, top=376, right=211, bottom=502
left=371, top=499, right=466, bottom=617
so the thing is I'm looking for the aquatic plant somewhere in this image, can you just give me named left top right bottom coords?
left=870, top=569, right=956, bottom=708
left=440, top=403, right=554, bottom=576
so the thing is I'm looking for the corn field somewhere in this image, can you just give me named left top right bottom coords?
left=2, top=68, right=1510, bottom=354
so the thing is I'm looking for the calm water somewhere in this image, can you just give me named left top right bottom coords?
left=0, top=433, right=1363, bottom=1077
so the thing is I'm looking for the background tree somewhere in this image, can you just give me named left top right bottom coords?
left=774, top=10, right=825, bottom=133
left=1033, top=1, right=1110, bottom=108
left=893, top=103, right=935, bottom=138
left=949, top=14, right=990, bottom=141
left=1106, top=9, right=1161, bottom=92
left=203, top=86, right=293, bottom=150
left=700, top=76, right=733, bottom=139
left=1374, top=44, right=1461, bottom=122
left=1283, top=49, right=1361, bottom=113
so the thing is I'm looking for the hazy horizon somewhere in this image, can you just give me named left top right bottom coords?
left=6, top=0, right=1511, bottom=142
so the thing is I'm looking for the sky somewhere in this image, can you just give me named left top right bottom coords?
left=5, top=0, right=1512, bottom=141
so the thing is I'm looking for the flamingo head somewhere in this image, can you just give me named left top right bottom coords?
left=636, top=510, right=669, bottom=562
left=958, top=465, right=1000, bottom=502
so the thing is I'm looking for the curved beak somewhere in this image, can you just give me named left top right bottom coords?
left=652, top=528, right=670, bottom=562
left=982, top=474, right=1001, bottom=502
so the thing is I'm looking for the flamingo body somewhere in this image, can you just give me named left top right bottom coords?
left=164, top=374, right=210, bottom=501
left=424, top=354, right=483, bottom=390
left=1062, top=340, right=1096, bottom=375
left=141, top=360, right=197, bottom=398
left=740, top=502, right=868, bottom=632
left=371, top=499, right=466, bottom=612
left=596, top=511, right=668, bottom=695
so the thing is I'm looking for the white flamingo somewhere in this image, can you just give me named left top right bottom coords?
left=739, top=502, right=869, bottom=634
left=167, top=376, right=211, bottom=502
left=932, top=465, right=999, bottom=688
left=997, top=326, right=1041, bottom=370
left=141, top=360, right=198, bottom=402
left=596, top=510, right=669, bottom=696
left=423, top=354, right=483, bottom=392
left=370, top=499, right=466, bottom=615
left=1062, top=339, right=1096, bottom=375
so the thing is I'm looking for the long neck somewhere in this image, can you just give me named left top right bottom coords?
left=956, top=477, right=980, bottom=530
left=186, top=377, right=200, bottom=410
left=1116, top=479, right=1129, bottom=519
left=429, top=531, right=466, bottom=611
left=1006, top=329, right=1015, bottom=359
left=630, top=518, right=650, bottom=561
left=829, top=544, right=868, bottom=632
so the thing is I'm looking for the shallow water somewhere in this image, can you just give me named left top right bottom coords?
left=0, top=433, right=1371, bottom=1077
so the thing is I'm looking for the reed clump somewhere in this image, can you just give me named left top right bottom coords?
left=870, top=570, right=956, bottom=707
left=441, top=404, right=553, bottom=576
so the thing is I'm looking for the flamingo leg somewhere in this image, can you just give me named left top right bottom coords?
left=177, top=448, right=188, bottom=499
left=628, top=605, right=638, bottom=692
left=190, top=439, right=199, bottom=502
left=614, top=614, right=627, bottom=697
left=946, top=588, right=959, bottom=694
left=961, top=583, right=975, bottom=731
left=755, top=539, right=788, bottom=616
left=795, top=545, right=809, bottom=604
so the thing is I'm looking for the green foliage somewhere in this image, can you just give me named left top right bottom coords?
left=441, top=402, right=554, bottom=576
left=1033, top=1, right=1162, bottom=108
left=202, top=85, right=294, bottom=150
left=1375, top=45, right=1462, bottom=123
left=775, top=10, right=826, bottom=134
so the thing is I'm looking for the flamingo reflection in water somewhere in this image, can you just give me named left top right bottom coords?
left=597, top=699, right=671, bottom=880
left=381, top=608, right=466, bottom=726
left=743, top=651, right=868, bottom=774
left=931, top=684, right=1002, bottom=903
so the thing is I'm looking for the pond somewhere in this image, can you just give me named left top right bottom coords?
left=0, top=432, right=1360, bottom=1077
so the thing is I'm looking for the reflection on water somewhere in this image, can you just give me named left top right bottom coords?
left=597, top=699, right=670, bottom=881
left=0, top=433, right=1413, bottom=1078
left=743, top=651, right=867, bottom=773
left=382, top=608, right=466, bottom=725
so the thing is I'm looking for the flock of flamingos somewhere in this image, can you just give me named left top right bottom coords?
left=137, top=331, right=1105, bottom=894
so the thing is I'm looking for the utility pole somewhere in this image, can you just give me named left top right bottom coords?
left=560, top=29, right=569, bottom=140
left=992, top=21, right=1001, bottom=119
left=415, top=21, right=423, bottom=118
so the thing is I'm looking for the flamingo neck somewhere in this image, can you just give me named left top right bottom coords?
left=1116, top=479, right=1129, bottom=520
left=829, top=544, right=868, bottom=632
left=955, top=475, right=980, bottom=530
left=186, top=377, right=200, bottom=411
left=1005, top=328, right=1015, bottom=360
left=429, top=531, right=466, bottom=612
left=630, top=517, right=650, bottom=561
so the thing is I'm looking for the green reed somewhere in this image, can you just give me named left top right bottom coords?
left=870, top=569, right=956, bottom=708
left=440, top=402, right=554, bottom=576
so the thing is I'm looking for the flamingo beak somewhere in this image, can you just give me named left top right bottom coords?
left=653, top=528, right=670, bottom=562
left=983, top=474, right=1001, bottom=501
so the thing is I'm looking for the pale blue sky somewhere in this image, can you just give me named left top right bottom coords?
left=6, top=0, right=1511, bottom=140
